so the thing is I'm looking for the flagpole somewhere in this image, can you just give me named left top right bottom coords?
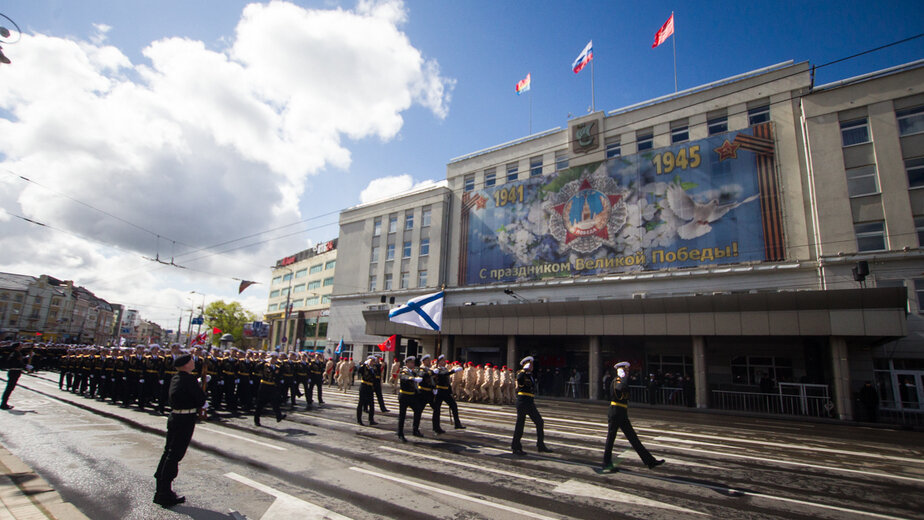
left=591, top=54, right=596, bottom=112
left=671, top=12, right=677, bottom=92
left=529, top=89, right=532, bottom=135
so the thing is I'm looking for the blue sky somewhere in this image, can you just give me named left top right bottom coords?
left=1, top=0, right=922, bottom=327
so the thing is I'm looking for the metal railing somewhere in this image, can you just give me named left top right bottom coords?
left=711, top=389, right=833, bottom=418
left=628, top=385, right=690, bottom=407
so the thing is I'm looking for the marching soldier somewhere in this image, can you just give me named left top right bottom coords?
left=139, top=346, right=160, bottom=410
left=371, top=355, right=388, bottom=413
left=221, top=350, right=239, bottom=412
left=113, top=348, right=129, bottom=404
left=511, top=356, right=552, bottom=456
left=417, top=354, right=436, bottom=417
left=396, top=356, right=423, bottom=442
left=160, top=345, right=179, bottom=413
left=307, top=353, right=325, bottom=408
left=254, top=353, right=286, bottom=426
left=432, top=355, right=465, bottom=433
left=356, top=356, right=378, bottom=426
left=236, top=350, right=254, bottom=412
left=284, top=352, right=299, bottom=407
left=601, top=362, right=664, bottom=473
left=295, top=353, right=310, bottom=409
left=88, top=347, right=102, bottom=398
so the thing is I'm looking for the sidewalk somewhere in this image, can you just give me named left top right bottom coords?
left=0, top=443, right=89, bottom=520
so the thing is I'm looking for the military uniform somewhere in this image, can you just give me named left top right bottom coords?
left=356, top=360, right=377, bottom=425
left=160, top=355, right=177, bottom=413
left=602, top=362, right=664, bottom=471
left=511, top=357, right=551, bottom=455
left=307, top=356, right=325, bottom=407
left=221, top=354, right=238, bottom=411
left=254, top=357, right=286, bottom=426
left=397, top=359, right=423, bottom=441
left=236, top=355, right=254, bottom=412
left=432, top=358, right=465, bottom=432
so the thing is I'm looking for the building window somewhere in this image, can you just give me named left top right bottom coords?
left=368, top=276, right=377, bottom=292
left=671, top=124, right=689, bottom=144
left=845, top=165, right=879, bottom=197
left=282, top=273, right=293, bottom=282
left=420, top=238, right=430, bottom=256
left=637, top=131, right=653, bottom=151
left=323, top=277, right=334, bottom=287
left=915, top=279, right=924, bottom=313
left=906, top=157, right=924, bottom=188
left=464, top=174, right=475, bottom=192
left=402, top=241, right=412, bottom=258
left=855, top=221, right=886, bottom=252
left=293, top=284, right=305, bottom=293
left=270, top=289, right=280, bottom=298
left=708, top=116, right=728, bottom=135
left=422, top=207, right=431, bottom=227
left=386, top=244, right=395, bottom=261
left=897, top=105, right=924, bottom=136
left=325, top=260, right=336, bottom=270
left=484, top=168, right=496, bottom=187
left=747, top=104, right=770, bottom=125
left=405, top=211, right=414, bottom=230
left=605, top=138, right=621, bottom=159
left=292, top=299, right=303, bottom=309
left=384, top=274, right=393, bottom=291
left=418, top=270, right=428, bottom=287
left=506, top=162, right=519, bottom=182
left=309, top=264, right=322, bottom=274
left=841, top=118, right=870, bottom=147
left=306, top=295, right=320, bottom=306
left=555, top=150, right=569, bottom=171
left=295, top=269, right=307, bottom=278
left=373, top=218, right=382, bottom=236
left=268, top=304, right=278, bottom=312
left=916, top=217, right=924, bottom=246
left=530, top=156, right=543, bottom=177
left=731, top=356, right=793, bottom=386
left=321, top=295, right=331, bottom=304
left=647, top=354, right=694, bottom=378
left=388, top=216, right=398, bottom=233
left=307, top=280, right=321, bottom=290
left=400, top=271, right=410, bottom=289
left=371, top=246, right=380, bottom=263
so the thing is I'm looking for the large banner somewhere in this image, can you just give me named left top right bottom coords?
left=461, top=123, right=783, bottom=285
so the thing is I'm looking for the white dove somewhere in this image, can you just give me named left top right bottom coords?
left=664, top=183, right=760, bottom=240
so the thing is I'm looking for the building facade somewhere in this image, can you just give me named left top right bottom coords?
left=345, top=60, right=924, bottom=424
left=265, top=240, right=338, bottom=352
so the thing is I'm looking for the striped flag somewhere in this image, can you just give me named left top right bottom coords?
left=652, top=13, right=675, bottom=48
left=572, top=41, right=593, bottom=74
left=516, top=73, right=531, bottom=95
left=389, top=291, right=444, bottom=331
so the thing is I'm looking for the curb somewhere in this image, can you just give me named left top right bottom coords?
left=0, top=444, right=90, bottom=520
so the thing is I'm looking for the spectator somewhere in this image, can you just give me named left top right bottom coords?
left=858, top=381, right=879, bottom=423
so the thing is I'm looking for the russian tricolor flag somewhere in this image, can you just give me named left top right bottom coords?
left=572, top=40, right=593, bottom=74
left=515, top=73, right=531, bottom=95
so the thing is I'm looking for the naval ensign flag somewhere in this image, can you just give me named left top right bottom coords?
left=388, top=291, right=444, bottom=331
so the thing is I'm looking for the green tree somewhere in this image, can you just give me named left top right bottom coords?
left=203, top=300, right=256, bottom=346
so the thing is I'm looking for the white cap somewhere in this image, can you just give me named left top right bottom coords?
left=437, top=354, right=446, bottom=361
left=405, top=356, right=416, bottom=363
left=420, top=354, right=431, bottom=362
left=614, top=361, right=630, bottom=369
left=520, top=356, right=534, bottom=366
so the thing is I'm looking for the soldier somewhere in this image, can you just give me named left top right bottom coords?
left=324, top=356, right=335, bottom=387
left=254, top=352, right=286, bottom=426
left=87, top=347, right=102, bottom=398
left=294, top=353, right=310, bottom=409
left=389, top=356, right=401, bottom=395
left=371, top=355, right=388, bottom=413
left=100, top=348, right=115, bottom=400
left=236, top=349, right=254, bottom=413
left=140, top=346, right=162, bottom=410
left=473, top=364, right=487, bottom=403
left=432, top=355, right=465, bottom=433
left=1, top=342, right=32, bottom=410
left=356, top=356, right=378, bottom=426
left=126, top=346, right=145, bottom=407
left=450, top=361, right=464, bottom=400
left=153, top=351, right=207, bottom=508
left=221, top=350, right=239, bottom=412
left=337, top=358, right=351, bottom=392
left=511, top=356, right=552, bottom=456
left=307, top=353, right=325, bottom=408
left=160, top=345, right=179, bottom=413
left=206, top=349, right=222, bottom=412
left=396, top=356, right=423, bottom=442
left=113, top=348, right=129, bottom=404
left=601, top=362, right=664, bottom=473
left=283, top=352, right=299, bottom=407
left=417, top=354, right=436, bottom=421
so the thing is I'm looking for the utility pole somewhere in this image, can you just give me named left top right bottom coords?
left=176, top=314, right=182, bottom=343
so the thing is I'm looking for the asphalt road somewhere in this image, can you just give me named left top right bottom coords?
left=0, top=372, right=922, bottom=520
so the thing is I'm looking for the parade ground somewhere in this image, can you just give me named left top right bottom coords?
left=0, top=372, right=922, bottom=520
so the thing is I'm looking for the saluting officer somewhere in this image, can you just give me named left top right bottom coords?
left=397, top=356, right=423, bottom=442
left=432, top=354, right=465, bottom=433
left=601, top=362, right=664, bottom=473
left=511, top=356, right=552, bottom=456
left=356, top=356, right=378, bottom=426
left=153, top=351, right=207, bottom=508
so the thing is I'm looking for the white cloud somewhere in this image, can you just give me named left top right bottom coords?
left=358, top=174, right=439, bottom=204
left=0, top=1, right=453, bottom=327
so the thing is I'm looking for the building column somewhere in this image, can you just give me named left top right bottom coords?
left=692, top=335, right=708, bottom=409
left=830, top=336, right=853, bottom=421
left=589, top=336, right=601, bottom=401
left=507, top=335, right=516, bottom=369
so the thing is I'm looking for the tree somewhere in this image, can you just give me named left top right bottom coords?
left=203, top=300, right=256, bottom=346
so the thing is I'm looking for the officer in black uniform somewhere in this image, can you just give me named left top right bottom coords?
left=511, top=356, right=552, bottom=456
left=307, top=353, right=325, bottom=409
left=432, top=354, right=465, bottom=433
left=602, top=361, right=664, bottom=472
left=396, top=356, right=423, bottom=441
left=1, top=342, right=32, bottom=410
left=417, top=354, right=436, bottom=420
left=153, top=351, right=206, bottom=508
left=254, top=353, right=286, bottom=426
left=371, top=355, right=388, bottom=413
left=356, top=356, right=378, bottom=426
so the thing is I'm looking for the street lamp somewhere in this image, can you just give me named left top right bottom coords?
left=277, top=266, right=295, bottom=352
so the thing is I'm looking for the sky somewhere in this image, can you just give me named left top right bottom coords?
left=1, top=0, right=923, bottom=331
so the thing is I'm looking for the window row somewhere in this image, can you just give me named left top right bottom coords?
left=372, top=207, right=433, bottom=236
left=368, top=270, right=428, bottom=291
left=267, top=294, right=332, bottom=311
left=371, top=238, right=429, bottom=262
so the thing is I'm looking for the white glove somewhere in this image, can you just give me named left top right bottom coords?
left=101, top=376, right=107, bottom=380
left=452, top=367, right=463, bottom=373
left=617, top=368, right=626, bottom=378
left=249, top=380, right=254, bottom=385
left=413, top=377, right=423, bottom=383
left=158, top=379, right=164, bottom=385
left=26, top=364, right=34, bottom=371
left=234, top=378, right=240, bottom=384
left=218, top=380, right=224, bottom=385
left=206, top=375, right=212, bottom=383
left=433, top=389, right=438, bottom=395
left=201, top=402, right=209, bottom=410
left=139, top=378, right=145, bottom=383
left=123, top=377, right=127, bottom=381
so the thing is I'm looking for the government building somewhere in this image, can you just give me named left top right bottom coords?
left=329, top=59, right=924, bottom=424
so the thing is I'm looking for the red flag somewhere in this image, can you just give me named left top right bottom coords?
left=213, top=327, right=222, bottom=335
left=238, top=280, right=257, bottom=294
left=652, top=13, right=674, bottom=48
left=377, top=334, right=397, bottom=352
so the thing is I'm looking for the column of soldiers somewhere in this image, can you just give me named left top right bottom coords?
left=447, top=362, right=516, bottom=404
